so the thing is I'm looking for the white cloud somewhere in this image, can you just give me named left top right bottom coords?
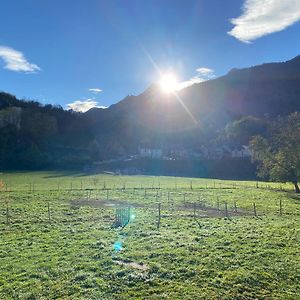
left=228, top=0, right=300, bottom=43
left=195, top=67, right=215, bottom=77
left=88, top=88, right=102, bottom=94
left=0, top=45, right=41, bottom=73
left=177, top=67, right=215, bottom=90
left=67, top=99, right=107, bottom=112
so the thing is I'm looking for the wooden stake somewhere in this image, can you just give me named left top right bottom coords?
left=224, top=202, right=228, bottom=218
left=47, top=202, right=51, bottom=223
left=279, top=199, right=282, bottom=216
left=157, top=203, right=161, bottom=229
left=253, top=202, right=257, bottom=217
left=6, top=202, right=9, bottom=225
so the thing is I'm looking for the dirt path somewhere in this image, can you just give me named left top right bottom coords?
left=113, top=260, right=149, bottom=271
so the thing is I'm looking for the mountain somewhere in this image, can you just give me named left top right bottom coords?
left=83, top=54, right=300, bottom=152
left=1, top=55, right=300, bottom=170
left=99, top=55, right=300, bottom=132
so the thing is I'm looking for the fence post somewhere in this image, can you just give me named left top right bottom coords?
left=107, top=189, right=109, bottom=201
left=224, top=202, right=228, bottom=218
left=47, top=201, right=51, bottom=223
left=190, top=181, right=193, bottom=190
left=279, top=199, right=282, bottom=216
left=193, top=202, right=196, bottom=218
left=253, top=202, right=257, bottom=217
left=157, top=203, right=161, bottom=230
left=6, top=201, right=9, bottom=225
left=234, top=201, right=237, bottom=213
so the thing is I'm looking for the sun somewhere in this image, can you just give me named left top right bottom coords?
left=160, top=73, right=178, bottom=93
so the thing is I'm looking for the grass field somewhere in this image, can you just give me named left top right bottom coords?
left=0, top=172, right=299, bottom=299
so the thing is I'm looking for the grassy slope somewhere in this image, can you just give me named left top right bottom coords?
left=0, top=172, right=299, bottom=299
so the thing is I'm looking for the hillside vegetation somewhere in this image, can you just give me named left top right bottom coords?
left=1, top=55, right=300, bottom=171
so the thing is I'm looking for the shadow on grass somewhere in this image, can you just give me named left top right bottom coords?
left=42, top=170, right=89, bottom=178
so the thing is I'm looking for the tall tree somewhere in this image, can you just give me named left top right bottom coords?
left=220, top=116, right=268, bottom=147
left=250, top=112, right=300, bottom=193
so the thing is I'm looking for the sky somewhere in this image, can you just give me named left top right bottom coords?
left=1, top=0, right=300, bottom=112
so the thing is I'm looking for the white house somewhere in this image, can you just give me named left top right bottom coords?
left=231, top=145, right=251, bottom=158
left=139, top=147, right=162, bottom=159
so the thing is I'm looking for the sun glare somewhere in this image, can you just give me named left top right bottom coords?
left=160, top=73, right=178, bottom=93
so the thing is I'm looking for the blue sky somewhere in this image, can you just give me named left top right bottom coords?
left=1, top=0, right=300, bottom=111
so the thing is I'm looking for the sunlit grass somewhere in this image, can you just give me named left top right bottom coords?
left=0, top=172, right=299, bottom=299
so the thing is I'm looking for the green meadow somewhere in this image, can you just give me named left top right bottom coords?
left=0, top=172, right=299, bottom=299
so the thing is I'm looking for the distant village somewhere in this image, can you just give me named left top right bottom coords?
left=138, top=145, right=251, bottom=160
left=92, top=144, right=253, bottom=176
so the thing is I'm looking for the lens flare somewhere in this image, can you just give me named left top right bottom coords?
left=113, top=241, right=122, bottom=252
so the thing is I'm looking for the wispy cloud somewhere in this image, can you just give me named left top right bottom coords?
left=0, top=46, right=41, bottom=73
left=177, top=67, right=215, bottom=90
left=67, top=99, right=107, bottom=112
left=228, top=0, right=300, bottom=43
left=88, top=88, right=102, bottom=94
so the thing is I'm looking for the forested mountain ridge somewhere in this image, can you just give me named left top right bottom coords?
left=1, top=55, right=300, bottom=169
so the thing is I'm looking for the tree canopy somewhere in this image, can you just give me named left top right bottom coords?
left=250, top=112, right=300, bottom=193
